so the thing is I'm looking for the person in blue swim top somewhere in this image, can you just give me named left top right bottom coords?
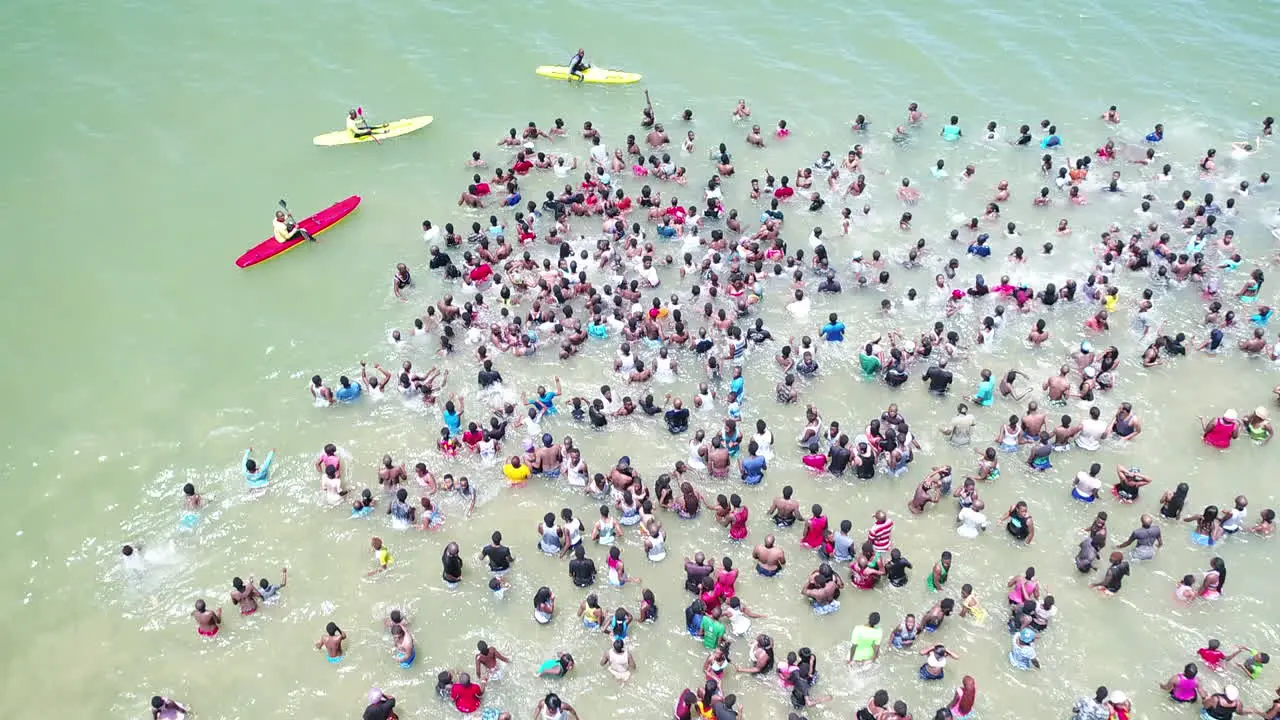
left=567, top=48, right=590, bottom=81
left=243, top=447, right=274, bottom=488
left=941, top=115, right=962, bottom=141
left=391, top=624, right=416, bottom=669
left=1145, top=123, right=1164, bottom=142
left=1040, top=125, right=1062, bottom=149
left=351, top=489, right=376, bottom=517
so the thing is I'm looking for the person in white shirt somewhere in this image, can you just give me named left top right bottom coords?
left=957, top=499, right=989, bottom=538
left=808, top=227, right=825, bottom=249
left=1072, top=463, right=1103, bottom=502
left=637, top=257, right=660, bottom=287
left=422, top=220, right=441, bottom=245
left=787, top=289, right=811, bottom=317
left=589, top=137, right=609, bottom=167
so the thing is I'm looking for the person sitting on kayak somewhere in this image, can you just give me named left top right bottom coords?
left=273, top=210, right=315, bottom=244
left=568, top=49, right=590, bottom=81
left=346, top=109, right=374, bottom=138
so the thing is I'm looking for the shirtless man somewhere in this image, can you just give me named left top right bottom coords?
left=391, top=624, right=417, bottom=668
left=316, top=622, right=347, bottom=662
left=533, top=434, right=564, bottom=478
left=1044, top=366, right=1073, bottom=404
left=920, top=598, right=955, bottom=632
left=458, top=185, right=484, bottom=208
left=908, top=472, right=944, bottom=514
left=378, top=455, right=407, bottom=492
left=475, top=641, right=512, bottom=682
left=707, top=437, right=732, bottom=479
left=747, top=125, right=766, bottom=147
left=1051, top=415, right=1083, bottom=449
left=191, top=599, right=222, bottom=637
left=646, top=123, right=669, bottom=148
left=230, top=576, right=264, bottom=616
left=801, top=564, right=843, bottom=608
left=753, top=535, right=787, bottom=576
left=1021, top=402, right=1048, bottom=440
left=767, top=486, right=804, bottom=527
left=999, top=370, right=1033, bottom=400
left=1240, top=328, right=1269, bottom=355
left=733, top=99, right=751, bottom=119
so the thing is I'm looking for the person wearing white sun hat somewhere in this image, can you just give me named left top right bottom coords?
left=1106, top=690, right=1132, bottom=720
left=1201, top=685, right=1242, bottom=720
left=1202, top=409, right=1242, bottom=449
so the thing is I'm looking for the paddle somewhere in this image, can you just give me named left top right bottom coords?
left=357, top=107, right=382, bottom=144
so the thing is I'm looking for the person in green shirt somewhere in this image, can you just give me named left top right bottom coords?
left=972, top=369, right=996, bottom=407
left=859, top=343, right=883, bottom=378
left=847, top=612, right=883, bottom=663
left=701, top=614, right=727, bottom=649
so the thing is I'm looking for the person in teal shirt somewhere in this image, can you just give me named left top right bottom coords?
left=442, top=396, right=464, bottom=435
left=941, top=115, right=962, bottom=141
left=730, top=367, right=746, bottom=399
left=972, top=369, right=996, bottom=407
left=860, top=344, right=883, bottom=378
left=528, top=377, right=563, bottom=416
left=820, top=313, right=846, bottom=342
left=243, top=447, right=275, bottom=488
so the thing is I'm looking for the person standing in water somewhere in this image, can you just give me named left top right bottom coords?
left=243, top=447, right=275, bottom=489
left=391, top=624, right=416, bottom=669
left=230, top=576, right=263, bottom=616
left=191, top=599, right=222, bottom=637
left=316, top=621, right=347, bottom=664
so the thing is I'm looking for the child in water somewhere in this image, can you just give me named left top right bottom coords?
left=1175, top=575, right=1197, bottom=603
left=1198, top=639, right=1227, bottom=671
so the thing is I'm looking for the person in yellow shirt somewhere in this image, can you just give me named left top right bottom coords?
left=503, top=456, right=531, bottom=487
left=345, top=109, right=374, bottom=138
left=1104, top=286, right=1120, bottom=313
left=273, top=209, right=315, bottom=244
left=369, top=536, right=394, bottom=576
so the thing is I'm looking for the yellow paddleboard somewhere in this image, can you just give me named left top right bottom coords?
left=312, top=115, right=434, bottom=146
left=535, top=66, right=642, bottom=85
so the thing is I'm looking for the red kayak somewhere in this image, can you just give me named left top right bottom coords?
left=235, top=195, right=362, bottom=268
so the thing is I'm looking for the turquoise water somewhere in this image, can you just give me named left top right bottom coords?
left=3, top=0, right=1280, bottom=718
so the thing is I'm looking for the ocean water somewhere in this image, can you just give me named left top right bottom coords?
left=2, top=1, right=1279, bottom=718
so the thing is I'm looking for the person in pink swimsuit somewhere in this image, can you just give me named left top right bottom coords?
left=1161, top=663, right=1203, bottom=703
left=316, top=443, right=342, bottom=476
left=801, top=505, right=829, bottom=550
left=1007, top=567, right=1040, bottom=605
left=728, top=495, right=749, bottom=541
left=715, top=558, right=739, bottom=599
